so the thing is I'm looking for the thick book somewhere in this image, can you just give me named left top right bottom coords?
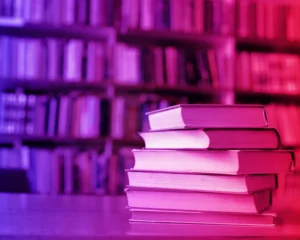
left=129, top=208, right=277, bottom=226
left=126, top=188, right=271, bottom=214
left=132, top=149, right=293, bottom=174
left=146, top=104, right=268, bottom=130
left=127, top=170, right=277, bottom=193
left=139, top=128, right=280, bottom=150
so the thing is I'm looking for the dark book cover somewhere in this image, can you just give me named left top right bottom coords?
left=213, top=0, right=222, bottom=34
left=81, top=43, right=88, bottom=80
left=155, top=0, right=170, bottom=30
left=177, top=49, right=186, bottom=85
left=247, top=2, right=257, bottom=37
left=100, top=98, right=111, bottom=136
left=198, top=51, right=213, bottom=87
left=95, top=152, right=109, bottom=194
left=184, top=50, right=199, bottom=86
left=204, top=0, right=214, bottom=33
left=104, top=0, right=115, bottom=26
left=76, top=0, right=90, bottom=25
left=140, top=47, right=153, bottom=84
left=196, top=51, right=210, bottom=87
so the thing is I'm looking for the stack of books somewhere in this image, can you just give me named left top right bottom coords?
left=125, top=104, right=294, bottom=229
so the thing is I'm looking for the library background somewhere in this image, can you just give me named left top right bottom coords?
left=0, top=0, right=300, bottom=195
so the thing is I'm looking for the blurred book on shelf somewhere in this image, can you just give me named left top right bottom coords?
left=236, top=0, right=300, bottom=41
left=236, top=52, right=300, bottom=94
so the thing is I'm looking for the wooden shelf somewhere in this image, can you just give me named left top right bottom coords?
left=0, top=21, right=114, bottom=42
left=115, top=83, right=221, bottom=98
left=0, top=135, right=106, bottom=148
left=235, top=90, right=300, bottom=103
left=118, top=30, right=231, bottom=48
left=0, top=79, right=109, bottom=95
left=0, top=80, right=223, bottom=99
left=236, top=37, right=300, bottom=54
left=3, top=80, right=300, bottom=103
left=112, top=138, right=144, bottom=148
left=0, top=135, right=144, bottom=149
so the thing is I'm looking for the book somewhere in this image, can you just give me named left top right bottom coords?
left=139, top=128, right=280, bottom=150
left=132, top=149, right=293, bottom=174
left=129, top=221, right=281, bottom=236
left=129, top=208, right=277, bottom=226
left=126, top=188, right=271, bottom=214
left=146, top=104, right=268, bottom=130
left=127, top=170, right=277, bottom=193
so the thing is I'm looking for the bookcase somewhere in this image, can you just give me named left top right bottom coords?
left=0, top=0, right=299, bottom=195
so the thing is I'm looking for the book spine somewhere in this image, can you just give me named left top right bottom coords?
left=140, top=0, right=154, bottom=30
left=25, top=39, right=42, bottom=79
left=64, top=40, right=83, bottom=81
left=61, top=0, right=75, bottom=24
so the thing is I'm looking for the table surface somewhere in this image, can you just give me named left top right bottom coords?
left=1, top=193, right=300, bottom=239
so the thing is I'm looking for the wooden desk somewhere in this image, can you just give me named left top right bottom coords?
left=0, top=193, right=300, bottom=239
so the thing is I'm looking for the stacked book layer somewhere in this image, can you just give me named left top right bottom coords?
left=125, top=104, right=294, bottom=228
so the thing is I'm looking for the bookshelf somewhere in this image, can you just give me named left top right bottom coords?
left=1, top=0, right=300, bottom=195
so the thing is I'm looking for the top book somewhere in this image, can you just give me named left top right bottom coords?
left=146, top=104, right=268, bottom=130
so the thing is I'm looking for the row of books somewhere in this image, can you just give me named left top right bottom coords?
left=0, top=37, right=110, bottom=81
left=236, top=52, right=300, bottom=93
left=236, top=0, right=300, bottom=41
left=0, top=0, right=115, bottom=26
left=121, top=0, right=234, bottom=34
left=0, top=93, right=180, bottom=139
left=114, top=44, right=232, bottom=88
left=0, top=93, right=110, bottom=137
left=0, top=146, right=134, bottom=195
left=267, top=104, right=300, bottom=148
left=0, top=36, right=230, bottom=88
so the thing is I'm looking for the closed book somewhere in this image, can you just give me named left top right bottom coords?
left=25, top=39, right=42, bottom=79
left=129, top=208, right=277, bottom=226
left=63, top=40, right=83, bottom=81
left=132, top=149, right=292, bottom=174
left=140, top=128, right=280, bottom=150
left=140, top=0, right=154, bottom=30
left=46, top=97, right=59, bottom=136
left=61, top=0, right=75, bottom=24
left=130, top=221, right=280, bottom=237
left=86, top=42, right=104, bottom=82
left=127, top=170, right=276, bottom=193
left=74, top=151, right=92, bottom=194
left=147, top=104, right=268, bottom=130
left=15, top=38, right=26, bottom=78
left=89, top=0, right=104, bottom=26
left=57, top=96, right=71, bottom=136
left=47, top=39, right=64, bottom=81
left=126, top=187, right=271, bottom=214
